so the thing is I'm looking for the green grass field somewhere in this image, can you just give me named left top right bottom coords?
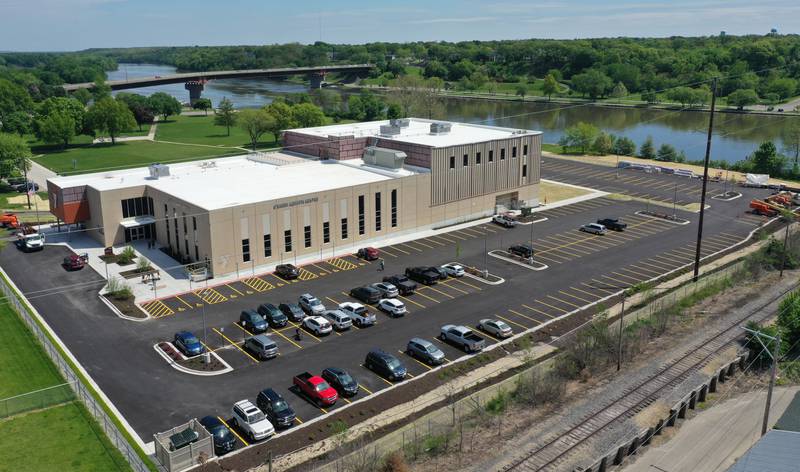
left=0, top=402, right=131, bottom=472
left=33, top=140, right=242, bottom=175
left=155, top=114, right=278, bottom=148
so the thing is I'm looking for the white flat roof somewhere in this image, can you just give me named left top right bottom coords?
left=287, top=117, right=541, bottom=148
left=49, top=153, right=415, bottom=211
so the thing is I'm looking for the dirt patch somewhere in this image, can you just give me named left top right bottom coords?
left=6, top=194, right=49, bottom=210
left=634, top=400, right=670, bottom=429
left=103, top=294, right=146, bottom=319
left=701, top=346, right=739, bottom=376
left=540, top=180, right=593, bottom=203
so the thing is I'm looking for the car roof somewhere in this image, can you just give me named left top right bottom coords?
left=200, top=415, right=223, bottom=427
left=176, top=330, right=192, bottom=337
left=410, top=337, right=433, bottom=346
left=301, top=293, right=315, bottom=299
left=369, top=349, right=393, bottom=359
left=324, top=366, right=345, bottom=375
left=251, top=334, right=275, bottom=344
left=259, top=388, right=280, bottom=400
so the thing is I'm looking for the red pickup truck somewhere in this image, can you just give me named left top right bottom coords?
left=293, top=372, right=338, bottom=406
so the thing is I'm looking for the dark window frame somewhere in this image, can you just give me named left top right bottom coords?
left=242, top=238, right=251, bottom=263
left=341, top=218, right=348, bottom=240
left=476, top=152, right=481, bottom=164
left=323, top=221, right=330, bottom=243
left=304, top=225, right=312, bottom=248
left=463, top=154, right=468, bottom=166
left=284, top=229, right=292, bottom=252
left=449, top=156, right=455, bottom=169
left=523, top=144, right=528, bottom=155
left=501, top=148, right=506, bottom=160
left=512, top=146, right=517, bottom=158
left=489, top=150, right=494, bottom=162
left=390, top=189, right=398, bottom=228
left=358, top=195, right=365, bottom=235
left=375, top=192, right=382, bottom=232
left=263, top=234, right=272, bottom=257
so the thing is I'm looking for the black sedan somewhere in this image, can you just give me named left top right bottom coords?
left=198, top=416, right=236, bottom=455
left=321, top=367, right=359, bottom=397
left=275, top=264, right=299, bottom=280
left=279, top=303, right=305, bottom=322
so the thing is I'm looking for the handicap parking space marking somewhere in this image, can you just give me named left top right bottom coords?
left=297, top=267, right=318, bottom=281
left=263, top=273, right=290, bottom=287
left=217, top=416, right=249, bottom=447
left=196, top=287, right=228, bottom=304
left=161, top=297, right=190, bottom=314
left=224, top=283, right=246, bottom=298
left=212, top=328, right=259, bottom=364
left=326, top=257, right=358, bottom=271
left=174, top=295, right=194, bottom=310
left=141, top=300, right=174, bottom=318
left=242, top=277, right=275, bottom=293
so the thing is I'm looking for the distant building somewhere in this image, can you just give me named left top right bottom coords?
left=47, top=118, right=541, bottom=276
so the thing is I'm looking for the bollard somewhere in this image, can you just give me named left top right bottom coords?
left=709, top=376, right=718, bottom=393
left=699, top=385, right=708, bottom=402
left=643, top=427, right=655, bottom=446
left=628, top=437, right=640, bottom=456
left=678, top=402, right=687, bottom=419
left=655, top=419, right=665, bottom=435
left=613, top=445, right=626, bottom=465
left=689, top=391, right=697, bottom=410
left=667, top=409, right=677, bottom=426
left=598, top=456, right=608, bottom=472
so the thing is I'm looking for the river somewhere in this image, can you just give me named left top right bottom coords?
left=109, top=63, right=797, bottom=164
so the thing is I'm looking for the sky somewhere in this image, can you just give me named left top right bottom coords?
left=1, top=0, right=799, bottom=51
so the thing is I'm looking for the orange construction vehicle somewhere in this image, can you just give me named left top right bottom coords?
left=765, top=192, right=792, bottom=208
left=750, top=199, right=779, bottom=217
left=0, top=213, right=20, bottom=229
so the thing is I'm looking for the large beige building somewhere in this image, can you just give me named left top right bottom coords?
left=47, top=118, right=542, bottom=277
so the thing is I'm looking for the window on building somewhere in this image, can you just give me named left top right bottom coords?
left=375, top=192, right=382, bottom=231
left=449, top=156, right=455, bottom=169
left=184, top=239, right=189, bottom=256
left=194, top=245, right=199, bottom=261
left=512, top=146, right=517, bottom=158
left=323, top=222, right=330, bottom=243
left=501, top=148, right=506, bottom=160
left=263, top=234, right=272, bottom=257
left=304, top=225, right=312, bottom=248
left=164, top=205, right=170, bottom=245
left=390, top=189, right=398, bottom=228
left=192, top=217, right=197, bottom=231
left=341, top=218, right=348, bottom=239
left=284, top=230, right=292, bottom=252
left=242, top=238, right=250, bottom=262
left=489, top=150, right=494, bottom=162
left=523, top=144, right=528, bottom=155
left=121, top=197, right=154, bottom=218
left=182, top=213, right=187, bottom=233
left=523, top=164, right=528, bottom=178
left=463, top=154, right=468, bottom=166
left=476, top=152, right=481, bottom=164
left=173, top=210, right=179, bottom=251
left=358, top=195, right=365, bottom=235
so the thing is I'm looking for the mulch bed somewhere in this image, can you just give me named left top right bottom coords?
left=638, top=210, right=690, bottom=224
left=103, top=294, right=146, bottom=319
left=118, top=268, right=154, bottom=279
left=156, top=342, right=226, bottom=372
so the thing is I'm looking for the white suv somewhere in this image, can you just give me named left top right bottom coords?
left=322, top=309, right=353, bottom=331
left=299, top=293, right=325, bottom=315
left=303, top=315, right=333, bottom=335
left=231, top=399, right=274, bottom=441
left=378, top=298, right=407, bottom=317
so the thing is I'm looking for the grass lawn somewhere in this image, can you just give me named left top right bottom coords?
left=155, top=114, right=278, bottom=148
left=0, top=402, right=131, bottom=472
left=34, top=140, right=242, bottom=175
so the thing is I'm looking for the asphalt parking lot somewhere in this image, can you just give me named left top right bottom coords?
left=0, top=157, right=776, bottom=448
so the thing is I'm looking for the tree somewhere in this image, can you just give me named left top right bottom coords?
left=91, top=78, right=112, bottom=101
left=641, top=90, right=658, bottom=104
left=423, top=60, right=448, bottom=79
left=639, top=136, right=656, bottom=159
left=665, top=86, right=709, bottom=107
left=727, top=89, right=759, bottom=110
left=291, top=103, right=326, bottom=128
left=2, top=111, right=32, bottom=136
left=592, top=132, right=614, bottom=155
left=192, top=98, right=213, bottom=116
left=38, top=111, right=75, bottom=149
left=393, top=74, right=424, bottom=116
left=313, top=89, right=342, bottom=116
left=86, top=97, right=136, bottom=145
left=750, top=141, right=786, bottom=175
left=0, top=79, right=34, bottom=133
left=214, top=97, right=237, bottom=136
left=515, top=85, right=527, bottom=101
left=386, top=103, right=402, bottom=120
left=72, top=88, right=93, bottom=106
left=656, top=143, right=678, bottom=162
left=610, top=82, right=628, bottom=102
left=783, top=121, right=800, bottom=168
left=265, top=101, right=297, bottom=139
left=238, top=109, right=275, bottom=150
left=766, top=78, right=797, bottom=100
left=571, top=69, right=613, bottom=99
left=612, top=136, right=636, bottom=156
left=147, top=92, right=182, bottom=121
left=778, top=290, right=800, bottom=353
left=36, top=97, right=86, bottom=136
left=0, top=133, right=31, bottom=180
left=558, top=122, right=599, bottom=154
left=358, top=91, right=385, bottom=121
left=542, top=74, right=558, bottom=101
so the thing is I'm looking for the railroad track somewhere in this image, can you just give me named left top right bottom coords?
left=502, top=280, right=799, bottom=472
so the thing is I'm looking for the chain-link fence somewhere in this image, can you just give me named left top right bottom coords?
left=0, top=382, right=75, bottom=419
left=0, top=271, right=153, bottom=472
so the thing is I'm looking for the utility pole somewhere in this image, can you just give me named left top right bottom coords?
left=780, top=216, right=791, bottom=278
left=743, top=327, right=780, bottom=436
left=22, top=157, right=31, bottom=210
left=617, top=290, right=627, bottom=372
left=693, top=77, right=717, bottom=282
left=202, top=277, right=210, bottom=364
left=673, top=182, right=678, bottom=218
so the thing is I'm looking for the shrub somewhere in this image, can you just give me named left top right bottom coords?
left=485, top=388, right=510, bottom=414
left=106, top=276, right=133, bottom=300
left=117, top=246, right=136, bottom=264
left=136, top=256, right=152, bottom=273
left=382, top=451, right=409, bottom=472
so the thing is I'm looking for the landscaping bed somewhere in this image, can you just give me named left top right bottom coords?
left=712, top=191, right=742, bottom=201
left=636, top=210, right=690, bottom=224
left=102, top=294, right=146, bottom=319
left=156, top=342, right=227, bottom=373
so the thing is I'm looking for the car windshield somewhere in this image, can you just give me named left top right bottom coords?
left=497, top=321, right=510, bottom=330
left=248, top=411, right=266, bottom=422
left=386, top=358, right=402, bottom=369
left=315, top=381, right=331, bottom=392
left=424, top=344, right=438, bottom=353
left=309, top=299, right=321, bottom=306
left=339, top=372, right=354, bottom=384
left=184, top=335, right=199, bottom=345
left=272, top=400, right=290, bottom=413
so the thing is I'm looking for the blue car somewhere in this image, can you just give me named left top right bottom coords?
left=173, top=331, right=204, bottom=356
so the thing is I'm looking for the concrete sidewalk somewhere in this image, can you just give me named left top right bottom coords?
left=623, top=387, right=800, bottom=472
left=28, top=160, right=58, bottom=188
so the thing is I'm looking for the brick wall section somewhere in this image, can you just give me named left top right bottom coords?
left=283, top=131, right=435, bottom=168
left=374, top=139, right=432, bottom=168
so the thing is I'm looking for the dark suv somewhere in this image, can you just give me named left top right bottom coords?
left=257, top=303, right=288, bottom=328
left=382, top=274, right=417, bottom=295
left=597, top=218, right=627, bottom=231
left=275, top=264, right=299, bottom=280
left=279, top=303, right=305, bottom=322
left=405, top=267, right=439, bottom=285
left=349, top=286, right=381, bottom=304
left=321, top=367, right=359, bottom=397
left=508, top=244, right=534, bottom=258
left=239, top=309, right=268, bottom=333
left=256, top=388, right=296, bottom=429
left=364, top=349, right=407, bottom=381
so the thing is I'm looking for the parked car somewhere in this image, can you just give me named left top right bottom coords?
left=278, top=302, right=305, bottom=322
left=477, top=319, right=513, bottom=339
left=338, top=302, right=376, bottom=327
left=321, top=367, right=359, bottom=397
left=508, top=244, right=534, bottom=259
left=377, top=298, right=407, bottom=317
left=13, top=182, right=38, bottom=193
left=257, top=303, right=288, bottom=328
left=199, top=416, right=236, bottom=455
left=406, top=338, right=445, bottom=365
left=299, top=293, right=325, bottom=315
left=275, top=264, right=299, bottom=280
left=303, top=316, right=333, bottom=336
left=493, top=214, right=518, bottom=228
left=427, top=266, right=448, bottom=280
left=62, top=254, right=86, bottom=271
left=173, top=331, right=204, bottom=356
left=365, top=349, right=407, bottom=381
left=356, top=247, right=379, bottom=261
left=322, top=309, right=353, bottom=331
left=405, top=266, right=439, bottom=285
left=439, top=325, right=486, bottom=353
left=597, top=218, right=627, bottom=232
left=349, top=285, right=381, bottom=304
left=580, top=223, right=607, bottom=235
left=243, top=334, right=279, bottom=360
left=231, top=399, right=275, bottom=442
left=293, top=372, right=338, bottom=406
left=371, top=281, right=399, bottom=298
left=441, top=263, right=465, bottom=277
left=240, top=309, right=268, bottom=333
left=382, top=274, right=417, bottom=295
left=256, top=388, right=296, bottom=429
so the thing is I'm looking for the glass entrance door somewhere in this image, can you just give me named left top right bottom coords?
left=124, top=223, right=155, bottom=243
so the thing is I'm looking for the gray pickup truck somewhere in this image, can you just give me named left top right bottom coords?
left=338, top=302, right=377, bottom=327
left=439, top=325, right=485, bottom=353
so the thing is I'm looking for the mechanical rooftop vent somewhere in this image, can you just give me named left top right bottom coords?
left=379, top=124, right=403, bottom=136
left=429, top=122, right=451, bottom=135
left=363, top=146, right=406, bottom=169
left=148, top=163, right=170, bottom=179
left=389, top=118, right=410, bottom=128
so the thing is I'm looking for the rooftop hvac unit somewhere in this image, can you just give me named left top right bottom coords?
left=430, top=122, right=451, bottom=135
left=379, top=125, right=402, bottom=136
left=363, top=146, right=406, bottom=169
left=389, top=118, right=410, bottom=128
left=148, top=163, right=170, bottom=179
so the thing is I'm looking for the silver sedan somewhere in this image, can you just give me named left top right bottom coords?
left=477, top=319, right=513, bottom=338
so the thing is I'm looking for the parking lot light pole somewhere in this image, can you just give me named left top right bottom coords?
left=203, top=277, right=210, bottom=364
left=673, top=182, right=678, bottom=218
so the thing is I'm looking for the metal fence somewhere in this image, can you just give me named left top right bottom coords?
left=0, top=382, right=75, bottom=419
left=0, top=271, right=153, bottom=472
